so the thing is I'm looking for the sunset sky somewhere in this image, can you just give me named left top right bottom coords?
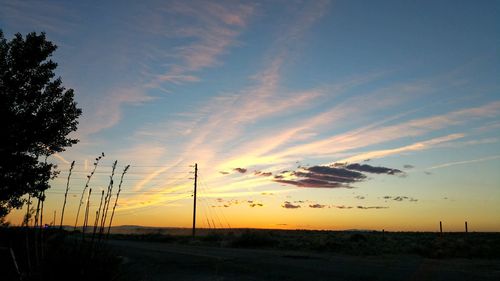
left=2, top=0, right=499, bottom=231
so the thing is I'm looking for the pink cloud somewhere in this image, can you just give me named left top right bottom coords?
left=78, top=87, right=155, bottom=136
left=269, top=101, right=500, bottom=161
left=337, top=134, right=465, bottom=163
left=146, top=1, right=255, bottom=86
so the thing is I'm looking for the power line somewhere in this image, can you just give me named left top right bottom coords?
left=57, top=170, right=192, bottom=175
left=116, top=195, right=191, bottom=216
left=51, top=177, right=190, bottom=181
left=192, top=163, right=197, bottom=237
left=196, top=177, right=218, bottom=228
left=136, top=173, right=193, bottom=193
left=200, top=198, right=219, bottom=230
left=44, top=191, right=190, bottom=195
left=197, top=182, right=217, bottom=229
left=66, top=163, right=191, bottom=168
left=198, top=174, right=231, bottom=230
left=197, top=178, right=224, bottom=229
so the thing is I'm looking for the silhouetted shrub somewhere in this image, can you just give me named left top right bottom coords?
left=230, top=230, right=278, bottom=248
left=201, top=232, right=224, bottom=242
left=349, top=233, right=367, bottom=243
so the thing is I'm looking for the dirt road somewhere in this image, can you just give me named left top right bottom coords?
left=108, top=240, right=500, bottom=281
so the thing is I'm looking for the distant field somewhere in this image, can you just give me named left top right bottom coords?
left=107, top=226, right=500, bottom=259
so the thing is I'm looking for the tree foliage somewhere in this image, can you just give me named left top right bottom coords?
left=0, top=30, right=81, bottom=218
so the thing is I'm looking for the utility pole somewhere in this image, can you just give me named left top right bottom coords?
left=192, top=163, right=198, bottom=238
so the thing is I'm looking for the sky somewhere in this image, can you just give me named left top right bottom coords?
left=1, top=0, right=499, bottom=231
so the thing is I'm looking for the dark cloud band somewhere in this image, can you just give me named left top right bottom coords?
left=273, top=163, right=403, bottom=189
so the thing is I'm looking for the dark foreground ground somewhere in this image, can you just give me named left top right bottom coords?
left=110, top=239, right=500, bottom=281
left=2, top=228, right=500, bottom=281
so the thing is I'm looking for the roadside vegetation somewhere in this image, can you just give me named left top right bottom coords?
left=0, top=227, right=125, bottom=281
left=108, top=228, right=500, bottom=259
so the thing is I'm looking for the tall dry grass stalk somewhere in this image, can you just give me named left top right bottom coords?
left=39, top=192, right=44, bottom=229
left=107, top=165, right=130, bottom=238
left=33, top=192, right=42, bottom=269
left=34, top=195, right=41, bottom=228
left=24, top=194, right=32, bottom=274
left=24, top=194, right=31, bottom=227
left=82, top=188, right=92, bottom=240
left=74, top=153, right=104, bottom=230
left=60, top=160, right=75, bottom=229
left=98, top=160, right=117, bottom=240
left=92, top=190, right=105, bottom=243
left=39, top=191, right=45, bottom=261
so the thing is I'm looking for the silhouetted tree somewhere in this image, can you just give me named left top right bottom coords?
left=0, top=30, right=81, bottom=219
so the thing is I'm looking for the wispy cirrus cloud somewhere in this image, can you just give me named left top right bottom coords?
left=5, top=1, right=257, bottom=138
left=105, top=0, right=500, bottom=215
left=79, top=86, right=156, bottom=136
left=101, top=1, right=255, bottom=133
left=118, top=89, right=499, bottom=212
left=121, top=1, right=332, bottom=198
left=213, top=75, right=498, bottom=176
left=271, top=101, right=500, bottom=163
left=124, top=96, right=499, bottom=211
left=427, top=155, right=500, bottom=170
left=337, top=134, right=465, bottom=163
left=145, top=0, right=255, bottom=86
left=52, top=153, right=71, bottom=165
left=0, top=0, right=78, bottom=35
